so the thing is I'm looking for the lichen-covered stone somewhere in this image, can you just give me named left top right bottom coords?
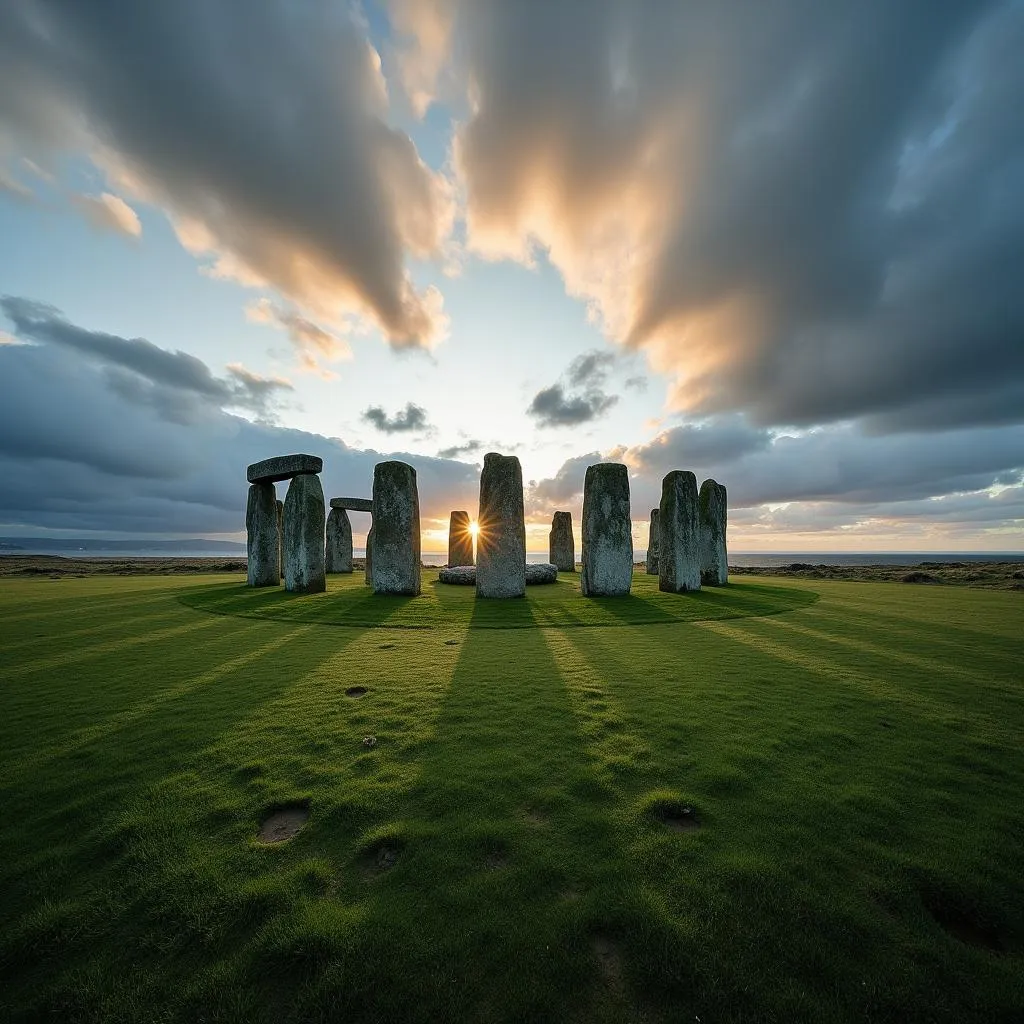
left=439, top=565, right=475, bottom=585
left=581, top=463, right=633, bottom=596
left=646, top=508, right=660, bottom=575
left=247, top=453, right=323, bottom=484
left=325, top=507, right=353, bottom=573
left=448, top=510, right=475, bottom=568
left=371, top=461, right=421, bottom=596
left=526, top=562, right=558, bottom=585
left=476, top=453, right=526, bottom=599
left=549, top=511, right=575, bottom=571
left=364, top=525, right=374, bottom=586
left=330, top=496, right=373, bottom=512
left=699, top=479, right=728, bottom=586
left=276, top=499, right=284, bottom=580
left=246, top=482, right=279, bottom=586
left=659, top=470, right=701, bottom=593
left=283, top=473, right=326, bottom=593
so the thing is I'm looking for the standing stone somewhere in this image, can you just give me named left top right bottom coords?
left=549, top=511, right=575, bottom=572
left=646, top=508, right=660, bottom=575
left=283, top=473, right=326, bottom=593
left=325, top=507, right=353, bottom=573
left=699, top=479, right=728, bottom=586
left=364, top=525, right=374, bottom=587
left=476, top=453, right=526, bottom=599
left=246, top=482, right=279, bottom=587
left=580, top=464, right=633, bottom=597
left=448, top=510, right=475, bottom=567
left=371, top=461, right=421, bottom=596
left=659, top=471, right=701, bottom=593
left=276, top=500, right=284, bottom=579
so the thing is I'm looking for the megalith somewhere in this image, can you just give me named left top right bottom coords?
left=646, top=508, right=660, bottom=575
left=549, top=511, right=575, bottom=572
left=364, top=525, right=374, bottom=587
left=448, top=510, right=475, bottom=567
left=371, top=461, right=421, bottom=596
left=276, top=500, right=284, bottom=579
left=699, top=479, right=728, bottom=586
left=325, top=507, right=353, bottom=574
left=246, top=482, right=279, bottom=587
left=580, top=463, right=633, bottom=596
left=283, top=473, right=326, bottom=593
left=659, top=470, right=700, bottom=593
left=476, top=452, right=526, bottom=598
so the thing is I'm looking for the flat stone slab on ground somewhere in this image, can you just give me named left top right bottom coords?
left=438, top=563, right=558, bottom=586
left=248, top=454, right=323, bottom=484
left=330, top=497, right=373, bottom=512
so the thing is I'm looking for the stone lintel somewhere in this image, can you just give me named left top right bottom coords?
left=247, top=453, right=323, bottom=484
left=329, top=497, right=373, bottom=512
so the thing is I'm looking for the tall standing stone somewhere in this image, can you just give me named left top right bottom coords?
left=659, top=471, right=701, bottom=593
left=371, top=461, right=421, bottom=596
left=476, top=452, right=526, bottom=599
left=283, top=473, right=326, bottom=593
left=325, top=507, right=353, bottom=573
left=549, top=511, right=575, bottom=572
left=364, top=525, right=374, bottom=587
left=580, top=464, right=633, bottom=596
left=448, top=510, right=475, bottom=567
left=246, top=482, right=279, bottom=587
left=276, top=500, right=284, bottom=579
left=699, top=479, right=728, bottom=586
left=646, top=508, right=660, bottom=575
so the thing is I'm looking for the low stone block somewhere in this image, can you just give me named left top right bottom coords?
left=371, top=461, right=421, bottom=596
left=549, top=511, right=575, bottom=571
left=646, top=508, right=660, bottom=575
left=476, top=453, right=526, bottom=599
left=247, top=453, right=323, bottom=484
left=437, top=563, right=559, bottom=586
left=325, top=507, right=353, bottom=573
left=581, top=463, right=633, bottom=596
left=439, top=565, right=475, bottom=585
left=283, top=472, right=326, bottom=593
left=448, top=510, right=475, bottom=567
left=659, top=470, right=700, bottom=593
left=526, top=562, right=558, bottom=585
left=246, top=482, right=279, bottom=587
left=699, top=479, right=728, bottom=586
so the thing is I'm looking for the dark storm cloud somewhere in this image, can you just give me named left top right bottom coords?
left=526, top=349, right=621, bottom=427
left=361, top=402, right=431, bottom=434
left=1, top=297, right=292, bottom=423
left=0, top=0, right=451, bottom=349
left=437, top=439, right=483, bottom=459
left=438, top=0, right=1024, bottom=430
left=0, top=330, right=477, bottom=535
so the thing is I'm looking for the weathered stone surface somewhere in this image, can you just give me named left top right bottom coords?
left=325, top=507, right=354, bottom=573
left=330, top=496, right=373, bottom=512
left=276, top=499, right=284, bottom=579
left=476, top=453, right=526, bottom=599
left=283, top=473, right=326, bottom=593
left=526, top=562, right=558, bottom=585
left=439, top=565, right=475, bottom=585
left=699, top=479, right=728, bottom=586
left=448, top=510, right=475, bottom=568
left=646, top=508, right=660, bottom=575
left=549, top=511, right=575, bottom=571
left=581, top=464, right=633, bottom=596
left=371, top=461, right=421, bottom=596
left=246, top=482, right=279, bottom=586
left=659, top=470, right=701, bottom=593
left=247, top=453, right=322, bottom=484
left=438, top=563, right=559, bottom=586
left=364, top=525, right=374, bottom=586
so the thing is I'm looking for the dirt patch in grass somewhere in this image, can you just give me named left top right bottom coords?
left=257, top=801, right=310, bottom=844
left=361, top=838, right=402, bottom=876
left=591, top=933, right=624, bottom=986
left=345, top=686, right=368, bottom=698
left=925, top=896, right=1006, bottom=953
left=652, top=800, right=701, bottom=831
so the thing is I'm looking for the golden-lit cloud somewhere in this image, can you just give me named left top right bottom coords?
left=70, top=192, right=142, bottom=238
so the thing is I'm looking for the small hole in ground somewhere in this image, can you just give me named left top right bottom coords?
left=257, top=801, right=310, bottom=844
left=346, top=686, right=368, bottom=697
left=652, top=801, right=701, bottom=831
left=361, top=838, right=403, bottom=876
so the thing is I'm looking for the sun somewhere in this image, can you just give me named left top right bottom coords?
left=469, top=521, right=480, bottom=539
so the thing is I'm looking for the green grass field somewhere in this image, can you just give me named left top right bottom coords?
left=1, top=571, right=1021, bottom=1023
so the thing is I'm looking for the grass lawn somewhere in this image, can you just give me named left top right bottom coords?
left=0, top=571, right=1021, bottom=1023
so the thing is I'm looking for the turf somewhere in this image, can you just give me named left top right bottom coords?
left=0, top=571, right=1021, bottom=1023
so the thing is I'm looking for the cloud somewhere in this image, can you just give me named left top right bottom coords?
left=526, top=348, right=620, bottom=427
left=70, top=191, right=141, bottom=237
left=437, top=439, right=482, bottom=459
left=432, top=0, right=1024, bottom=431
left=246, top=298, right=352, bottom=377
left=362, top=402, right=431, bottom=434
left=624, top=375, right=647, bottom=393
left=0, top=1, right=453, bottom=350
left=2, top=296, right=292, bottom=424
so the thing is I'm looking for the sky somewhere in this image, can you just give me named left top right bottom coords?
left=0, top=0, right=1022, bottom=554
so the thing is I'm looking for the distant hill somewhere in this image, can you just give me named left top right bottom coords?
left=0, top=537, right=246, bottom=554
